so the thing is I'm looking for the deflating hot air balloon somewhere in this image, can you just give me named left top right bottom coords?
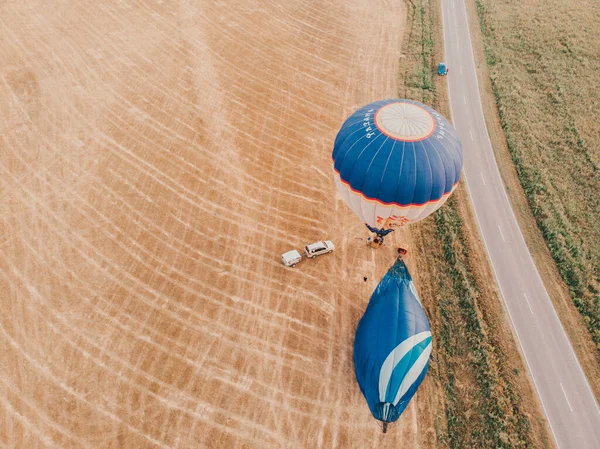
left=332, top=99, right=462, bottom=236
left=353, top=259, right=432, bottom=432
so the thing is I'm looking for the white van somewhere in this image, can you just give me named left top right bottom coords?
left=304, top=240, right=335, bottom=259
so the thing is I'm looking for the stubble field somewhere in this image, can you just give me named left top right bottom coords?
left=1, top=1, right=422, bottom=448
left=0, top=0, right=553, bottom=448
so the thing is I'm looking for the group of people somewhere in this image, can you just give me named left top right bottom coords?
left=366, top=233, right=408, bottom=260
left=367, top=235, right=385, bottom=248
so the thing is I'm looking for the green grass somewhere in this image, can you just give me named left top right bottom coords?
left=400, top=0, right=438, bottom=105
left=431, top=198, right=532, bottom=448
left=475, top=0, right=600, bottom=351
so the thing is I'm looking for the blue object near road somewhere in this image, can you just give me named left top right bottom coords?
left=353, top=259, right=432, bottom=427
left=437, top=62, right=448, bottom=75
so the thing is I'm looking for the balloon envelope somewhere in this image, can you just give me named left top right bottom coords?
left=332, top=99, right=462, bottom=231
left=353, top=259, right=432, bottom=424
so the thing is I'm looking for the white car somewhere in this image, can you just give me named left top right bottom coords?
left=282, top=249, right=303, bottom=267
left=304, top=240, right=335, bottom=259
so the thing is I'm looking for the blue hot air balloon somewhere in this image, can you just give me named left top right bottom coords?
left=353, top=259, right=432, bottom=432
left=332, top=99, right=462, bottom=235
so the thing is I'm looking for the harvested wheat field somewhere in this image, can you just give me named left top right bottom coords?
left=0, top=1, right=460, bottom=448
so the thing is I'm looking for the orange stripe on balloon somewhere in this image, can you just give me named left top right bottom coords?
left=333, top=168, right=459, bottom=209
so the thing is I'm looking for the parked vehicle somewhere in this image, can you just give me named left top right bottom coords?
left=281, top=249, right=302, bottom=267
left=437, top=62, right=448, bottom=75
left=304, top=240, right=335, bottom=259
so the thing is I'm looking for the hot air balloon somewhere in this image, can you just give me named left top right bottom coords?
left=353, top=259, right=432, bottom=432
left=332, top=99, right=462, bottom=237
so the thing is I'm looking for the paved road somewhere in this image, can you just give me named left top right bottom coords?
left=440, top=0, right=600, bottom=447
